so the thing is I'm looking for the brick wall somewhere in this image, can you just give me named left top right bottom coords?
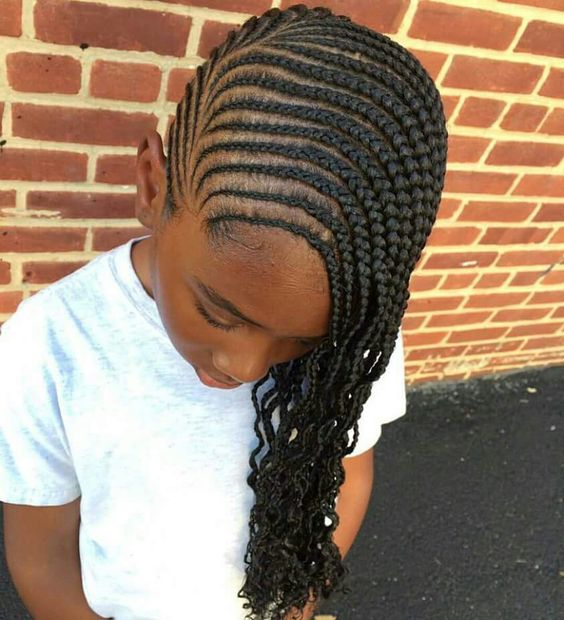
left=0, top=0, right=562, bottom=387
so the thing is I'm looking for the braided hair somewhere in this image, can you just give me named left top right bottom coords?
left=163, top=4, right=448, bottom=619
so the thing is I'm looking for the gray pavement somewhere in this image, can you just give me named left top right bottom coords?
left=1, top=364, right=562, bottom=620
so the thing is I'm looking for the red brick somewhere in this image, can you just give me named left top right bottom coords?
left=406, top=295, right=464, bottom=313
left=529, top=290, right=564, bottom=304
left=460, top=201, right=536, bottom=222
left=522, top=335, right=564, bottom=350
left=422, top=251, right=497, bottom=269
left=441, top=273, right=476, bottom=289
left=406, top=344, right=467, bottom=361
left=479, top=226, right=551, bottom=245
left=279, top=0, right=410, bottom=33
left=0, top=260, right=11, bottom=284
left=515, top=21, right=564, bottom=59
left=500, top=103, right=549, bottom=132
left=0, top=292, right=23, bottom=314
left=6, top=52, right=81, bottom=94
left=27, top=191, right=136, bottom=219
left=464, top=292, right=528, bottom=308
left=0, top=102, right=4, bottom=135
left=95, top=155, right=137, bottom=185
left=444, top=170, right=517, bottom=195
left=443, top=56, right=543, bottom=93
left=409, top=274, right=441, bottom=292
left=454, top=97, right=506, bottom=128
left=447, top=327, right=507, bottom=343
left=22, top=260, right=88, bottom=284
left=161, top=0, right=270, bottom=12
left=427, top=226, right=481, bottom=246
left=408, top=1, right=521, bottom=50
left=509, top=271, right=546, bottom=286
left=12, top=103, right=158, bottom=147
left=508, top=323, right=560, bottom=337
left=466, top=340, right=522, bottom=356
left=486, top=141, right=564, bottom=167
left=496, top=250, right=562, bottom=266
left=542, top=269, right=564, bottom=285
left=408, top=49, right=449, bottom=82
left=492, top=307, right=550, bottom=322
left=166, top=67, right=196, bottom=103
left=403, top=331, right=447, bottom=347
left=90, top=61, right=162, bottom=103
left=92, top=226, right=151, bottom=251
left=539, top=109, right=564, bottom=135
left=552, top=306, right=564, bottom=319
left=34, top=0, right=191, bottom=57
left=533, top=202, right=564, bottom=222
left=446, top=136, right=490, bottom=163
left=0, top=227, right=87, bottom=252
left=539, top=68, right=564, bottom=98
left=0, top=0, right=21, bottom=36
left=436, top=198, right=461, bottom=220
left=548, top=227, right=564, bottom=243
left=0, top=190, right=17, bottom=211
left=427, top=311, right=491, bottom=327
left=513, top=175, right=564, bottom=197
left=198, top=20, right=244, bottom=60
left=0, top=148, right=87, bottom=182
left=498, top=0, right=564, bottom=9
left=402, top=315, right=425, bottom=331
left=474, top=273, right=509, bottom=288
left=440, top=95, right=460, bottom=122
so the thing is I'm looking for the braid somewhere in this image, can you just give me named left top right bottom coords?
left=164, top=4, right=448, bottom=618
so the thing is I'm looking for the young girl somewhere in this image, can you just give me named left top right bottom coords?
left=0, top=4, right=447, bottom=620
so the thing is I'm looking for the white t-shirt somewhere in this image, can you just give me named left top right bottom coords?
left=0, top=234, right=406, bottom=619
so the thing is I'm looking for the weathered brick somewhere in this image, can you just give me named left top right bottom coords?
left=407, top=49, right=449, bottom=82
left=90, top=61, right=162, bottom=103
left=443, top=56, right=543, bottom=93
left=35, top=0, right=191, bottom=57
left=0, top=0, right=21, bottom=37
left=454, top=97, right=506, bottom=127
left=422, top=251, right=497, bottom=269
left=427, top=226, right=481, bottom=246
left=12, top=103, right=158, bottom=147
left=447, top=327, right=507, bottom=343
left=492, top=307, right=550, bottom=322
left=92, top=226, right=151, bottom=251
left=408, top=1, right=521, bottom=50
left=427, top=311, right=491, bottom=327
left=460, top=201, right=536, bottom=222
left=446, top=136, right=490, bottom=163
left=479, top=226, right=551, bottom=245
left=496, top=250, right=563, bottom=266
left=0, top=148, right=87, bottom=182
left=539, top=67, right=564, bottom=98
left=166, top=68, right=197, bottom=103
left=27, top=191, right=136, bottom=219
left=500, top=103, right=549, bottom=132
left=22, top=260, right=88, bottom=284
left=515, top=20, right=564, bottom=59
left=522, top=335, right=564, bottom=350
left=538, top=109, right=564, bottom=135
left=280, top=0, right=410, bottom=33
left=95, top=155, right=137, bottom=185
left=0, top=227, right=87, bottom=252
left=513, top=175, right=564, bottom=197
left=406, top=344, right=467, bottom=361
left=466, top=340, right=521, bottom=356
left=443, top=170, right=517, bottom=195
left=441, top=273, right=476, bottom=289
left=7, top=52, right=81, bottom=94
left=486, top=141, right=564, bottom=166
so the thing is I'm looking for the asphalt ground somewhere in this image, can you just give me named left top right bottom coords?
left=1, top=364, right=562, bottom=620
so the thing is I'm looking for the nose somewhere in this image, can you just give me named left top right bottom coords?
left=213, top=336, right=276, bottom=385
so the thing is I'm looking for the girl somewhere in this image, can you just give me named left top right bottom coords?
left=0, top=4, right=447, bottom=620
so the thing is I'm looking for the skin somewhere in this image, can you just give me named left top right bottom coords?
left=133, top=130, right=332, bottom=388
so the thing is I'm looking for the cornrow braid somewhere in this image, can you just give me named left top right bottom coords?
left=164, top=4, right=448, bottom=619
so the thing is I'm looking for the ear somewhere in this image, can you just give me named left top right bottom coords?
left=135, top=130, right=168, bottom=231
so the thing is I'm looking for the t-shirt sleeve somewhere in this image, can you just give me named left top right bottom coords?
left=0, top=299, right=81, bottom=506
left=344, top=327, right=407, bottom=458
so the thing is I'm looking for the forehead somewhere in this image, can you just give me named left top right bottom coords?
left=186, top=219, right=332, bottom=338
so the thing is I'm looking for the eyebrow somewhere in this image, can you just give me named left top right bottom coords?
left=193, top=276, right=327, bottom=343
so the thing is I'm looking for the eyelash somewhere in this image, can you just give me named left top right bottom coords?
left=194, top=300, right=316, bottom=348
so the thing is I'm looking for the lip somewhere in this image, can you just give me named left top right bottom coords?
left=196, top=367, right=242, bottom=389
